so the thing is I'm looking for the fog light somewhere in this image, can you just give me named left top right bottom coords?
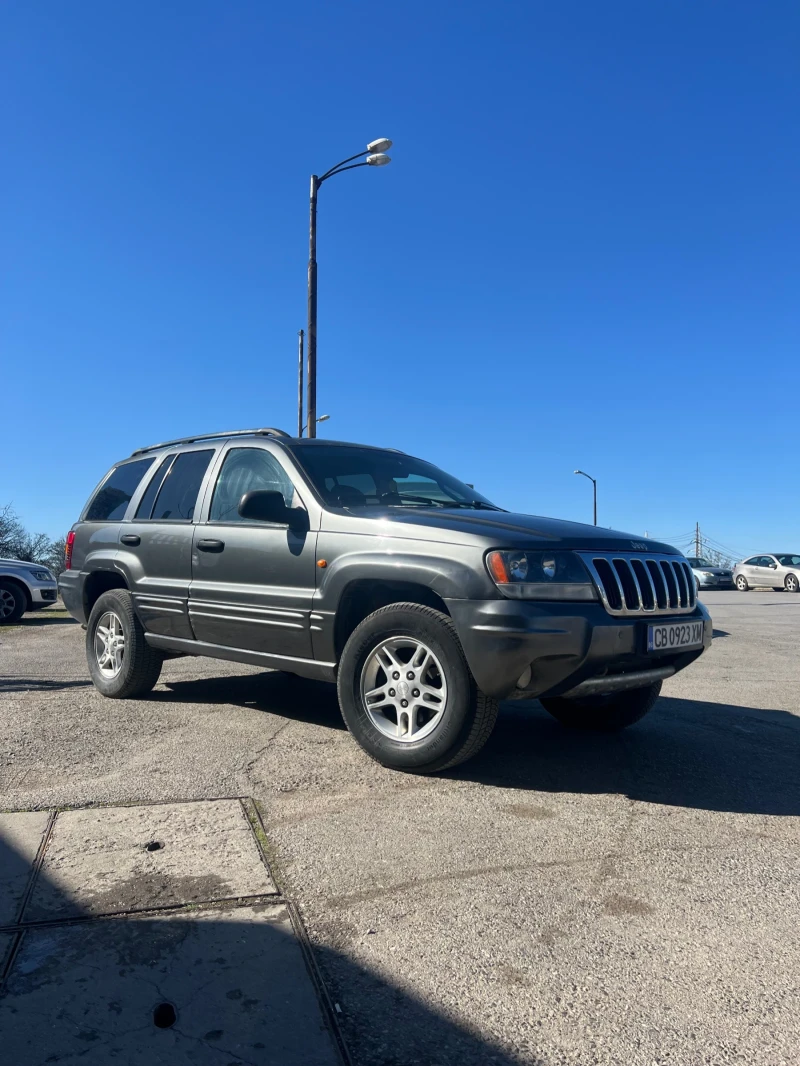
left=516, top=666, right=532, bottom=689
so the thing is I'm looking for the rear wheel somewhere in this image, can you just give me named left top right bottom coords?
left=735, top=575, right=749, bottom=591
left=786, top=574, right=800, bottom=593
left=86, top=589, right=163, bottom=697
left=337, top=603, right=499, bottom=773
left=0, top=580, right=27, bottom=624
left=540, top=681, right=662, bottom=732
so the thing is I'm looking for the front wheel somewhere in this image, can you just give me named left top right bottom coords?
left=0, top=580, right=27, bottom=624
left=337, top=603, right=499, bottom=773
left=86, top=589, right=163, bottom=697
left=735, top=575, right=749, bottom=591
left=540, top=681, right=662, bottom=732
left=786, top=574, right=800, bottom=593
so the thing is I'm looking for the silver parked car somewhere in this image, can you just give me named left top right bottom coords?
left=686, top=557, right=734, bottom=590
left=0, top=558, right=59, bottom=623
left=734, top=554, right=800, bottom=593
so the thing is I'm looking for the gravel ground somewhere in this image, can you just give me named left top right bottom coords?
left=1, top=591, right=799, bottom=1065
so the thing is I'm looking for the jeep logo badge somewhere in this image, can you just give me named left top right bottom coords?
left=630, top=541, right=647, bottom=551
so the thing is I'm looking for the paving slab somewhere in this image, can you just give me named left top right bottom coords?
left=0, top=902, right=341, bottom=1065
left=24, top=800, right=276, bottom=921
left=0, top=811, right=50, bottom=926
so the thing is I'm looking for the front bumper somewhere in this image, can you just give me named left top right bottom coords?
left=696, top=574, right=734, bottom=587
left=29, top=584, right=58, bottom=606
left=444, top=598, right=712, bottom=700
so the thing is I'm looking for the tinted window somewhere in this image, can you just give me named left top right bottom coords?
left=744, top=557, right=760, bottom=565
left=777, top=555, right=800, bottom=567
left=135, top=454, right=176, bottom=519
left=150, top=450, right=214, bottom=521
left=210, top=448, right=297, bottom=522
left=85, top=458, right=155, bottom=521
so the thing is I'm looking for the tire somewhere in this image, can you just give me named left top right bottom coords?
left=86, top=589, right=163, bottom=698
left=735, top=575, right=749, bottom=591
left=0, top=580, right=27, bottom=624
left=786, top=574, right=800, bottom=594
left=337, top=602, right=499, bottom=773
left=540, top=681, right=662, bottom=732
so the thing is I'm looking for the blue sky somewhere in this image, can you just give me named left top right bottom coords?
left=2, top=1, right=798, bottom=559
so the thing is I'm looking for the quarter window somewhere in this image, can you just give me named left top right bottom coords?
left=85, top=458, right=155, bottom=521
left=210, top=448, right=298, bottom=522
left=135, top=454, right=176, bottom=519
left=150, top=450, right=214, bottom=521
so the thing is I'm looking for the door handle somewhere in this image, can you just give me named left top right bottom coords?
left=120, top=534, right=141, bottom=546
left=197, top=539, right=225, bottom=553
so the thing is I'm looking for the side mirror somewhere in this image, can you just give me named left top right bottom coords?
left=238, top=490, right=291, bottom=524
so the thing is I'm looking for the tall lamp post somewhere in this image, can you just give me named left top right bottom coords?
left=574, top=469, right=597, bottom=525
left=306, top=138, right=392, bottom=437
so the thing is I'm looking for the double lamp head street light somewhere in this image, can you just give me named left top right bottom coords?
left=303, top=138, right=392, bottom=437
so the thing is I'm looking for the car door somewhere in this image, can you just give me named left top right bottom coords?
left=762, top=555, right=781, bottom=587
left=741, top=556, right=760, bottom=585
left=189, top=444, right=318, bottom=661
left=117, top=448, right=216, bottom=638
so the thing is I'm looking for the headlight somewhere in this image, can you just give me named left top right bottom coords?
left=486, top=550, right=597, bottom=601
left=28, top=569, right=52, bottom=581
left=700, top=571, right=714, bottom=578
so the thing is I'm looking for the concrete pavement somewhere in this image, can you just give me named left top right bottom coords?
left=2, top=591, right=799, bottom=1064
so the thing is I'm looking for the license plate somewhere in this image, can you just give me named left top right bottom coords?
left=647, top=620, right=704, bottom=652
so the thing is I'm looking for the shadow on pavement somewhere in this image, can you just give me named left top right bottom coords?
left=0, top=678, right=92, bottom=693
left=19, top=612, right=77, bottom=626
left=152, top=673, right=800, bottom=816
left=158, top=671, right=347, bottom=730
left=0, top=831, right=525, bottom=1066
left=453, top=696, right=800, bottom=817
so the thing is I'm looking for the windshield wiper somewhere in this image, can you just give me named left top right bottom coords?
left=444, top=500, right=503, bottom=511
left=390, top=493, right=448, bottom=507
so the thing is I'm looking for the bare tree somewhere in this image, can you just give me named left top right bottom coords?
left=0, top=503, right=66, bottom=575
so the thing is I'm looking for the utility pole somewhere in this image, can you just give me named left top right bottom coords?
left=695, top=522, right=701, bottom=558
left=297, top=330, right=304, bottom=438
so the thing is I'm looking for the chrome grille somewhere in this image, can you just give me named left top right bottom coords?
left=578, top=552, right=697, bottom=616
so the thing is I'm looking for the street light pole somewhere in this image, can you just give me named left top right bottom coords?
left=305, top=139, right=392, bottom=438
left=306, top=177, right=318, bottom=438
left=574, top=469, right=597, bottom=525
left=297, top=329, right=304, bottom=438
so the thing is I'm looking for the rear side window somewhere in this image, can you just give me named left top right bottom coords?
left=135, top=454, right=176, bottom=519
left=85, top=458, right=155, bottom=521
left=150, top=450, right=214, bottom=521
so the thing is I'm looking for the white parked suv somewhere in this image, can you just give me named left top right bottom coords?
left=0, top=558, right=59, bottom=624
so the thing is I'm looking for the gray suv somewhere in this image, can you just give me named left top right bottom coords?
left=60, top=428, right=711, bottom=772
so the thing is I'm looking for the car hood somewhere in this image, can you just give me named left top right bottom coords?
left=338, top=508, right=678, bottom=554
left=692, top=566, right=730, bottom=574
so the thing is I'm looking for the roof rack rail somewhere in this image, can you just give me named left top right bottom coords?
left=130, top=427, right=292, bottom=457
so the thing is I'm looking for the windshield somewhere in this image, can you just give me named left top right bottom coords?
left=776, top=554, right=800, bottom=568
left=687, top=558, right=713, bottom=568
left=291, top=445, right=501, bottom=510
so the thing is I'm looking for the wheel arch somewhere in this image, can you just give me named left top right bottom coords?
left=334, top=579, right=451, bottom=660
left=83, top=569, right=129, bottom=618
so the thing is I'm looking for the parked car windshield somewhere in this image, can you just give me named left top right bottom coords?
left=687, top=557, right=713, bottom=568
left=776, top=554, right=800, bottom=568
left=291, top=444, right=501, bottom=510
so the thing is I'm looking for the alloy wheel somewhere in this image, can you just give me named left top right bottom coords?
left=94, top=611, right=126, bottom=678
left=0, top=588, right=17, bottom=619
left=360, top=636, right=448, bottom=742
left=787, top=575, right=799, bottom=593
